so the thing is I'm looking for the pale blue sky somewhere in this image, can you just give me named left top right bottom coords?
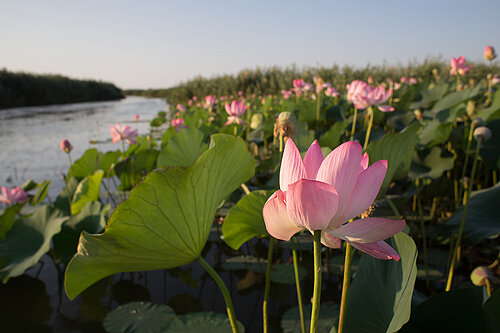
left=1, top=0, right=499, bottom=89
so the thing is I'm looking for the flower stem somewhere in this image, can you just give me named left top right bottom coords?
left=338, top=242, right=354, bottom=333
left=263, top=237, right=275, bottom=333
left=350, top=107, right=358, bottom=141
left=363, top=107, right=374, bottom=150
left=234, top=123, right=237, bottom=136
left=445, top=140, right=481, bottom=291
left=67, top=153, right=73, bottom=169
left=198, top=257, right=240, bottom=333
left=291, top=238, right=306, bottom=333
left=310, top=230, right=322, bottom=333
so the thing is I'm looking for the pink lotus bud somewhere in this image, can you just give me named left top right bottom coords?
left=492, top=75, right=500, bottom=86
left=367, top=76, right=374, bottom=84
left=471, top=266, right=493, bottom=286
left=484, top=46, right=496, bottom=61
left=133, top=114, right=140, bottom=122
left=409, top=78, right=418, bottom=85
left=400, top=76, right=408, bottom=84
left=60, top=139, right=73, bottom=153
left=171, top=118, right=186, bottom=131
left=450, top=56, right=472, bottom=76
left=188, top=99, right=193, bottom=106
left=192, top=96, right=198, bottom=101
left=176, top=104, right=186, bottom=112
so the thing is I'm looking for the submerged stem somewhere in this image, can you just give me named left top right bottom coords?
left=338, top=242, right=354, bottom=333
left=291, top=238, right=306, bottom=333
left=310, top=230, right=322, bottom=333
left=446, top=141, right=481, bottom=291
left=263, top=237, right=275, bottom=333
left=198, top=257, right=240, bottom=333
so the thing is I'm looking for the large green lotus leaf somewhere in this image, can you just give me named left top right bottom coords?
left=419, top=120, right=453, bottom=146
left=400, top=287, right=497, bottom=333
left=480, top=119, right=500, bottom=169
left=340, top=232, right=417, bottom=333
left=409, top=147, right=454, bottom=180
left=53, top=201, right=110, bottom=265
left=446, top=183, right=500, bottom=242
left=54, top=176, right=79, bottom=215
left=0, top=205, right=67, bottom=282
left=71, top=170, right=103, bottom=215
left=319, top=120, right=349, bottom=149
left=222, top=190, right=271, bottom=250
left=295, top=122, right=315, bottom=152
left=409, top=83, right=449, bottom=110
left=31, top=180, right=51, bottom=206
left=68, top=149, right=121, bottom=180
left=164, top=311, right=245, bottom=333
left=477, top=89, right=500, bottom=121
left=365, top=123, right=420, bottom=197
left=0, top=204, right=22, bottom=242
left=64, top=134, right=255, bottom=299
left=281, top=303, right=339, bottom=333
left=115, top=149, right=160, bottom=190
left=431, top=84, right=481, bottom=112
left=157, top=128, right=207, bottom=168
left=483, top=289, right=500, bottom=329
left=103, top=301, right=176, bottom=333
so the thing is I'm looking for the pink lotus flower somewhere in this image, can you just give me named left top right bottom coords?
left=293, top=79, right=306, bottom=89
left=409, top=78, right=418, bottom=85
left=188, top=99, right=193, bottom=106
left=133, top=114, right=140, bottom=122
left=192, top=96, right=198, bottom=101
left=303, top=83, right=314, bottom=92
left=176, top=104, right=186, bottom=112
left=400, top=76, right=408, bottom=84
left=224, top=100, right=247, bottom=126
left=450, top=56, right=472, bottom=76
left=351, top=84, right=394, bottom=112
left=346, top=80, right=368, bottom=103
left=0, top=186, right=28, bottom=205
left=110, top=123, right=138, bottom=145
left=262, top=139, right=405, bottom=260
left=171, top=118, right=186, bottom=131
left=60, top=139, right=73, bottom=153
left=491, top=75, right=500, bottom=86
left=325, top=87, right=339, bottom=98
left=204, top=95, right=216, bottom=109
left=281, top=90, right=293, bottom=99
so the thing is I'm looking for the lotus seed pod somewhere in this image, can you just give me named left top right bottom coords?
left=466, top=101, right=476, bottom=118
left=471, top=266, right=493, bottom=286
left=250, top=113, right=264, bottom=130
left=274, top=112, right=297, bottom=139
left=473, top=126, right=492, bottom=142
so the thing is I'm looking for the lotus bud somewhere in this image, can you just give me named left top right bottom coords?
left=274, top=112, right=297, bottom=139
left=60, top=139, right=73, bottom=153
left=471, top=266, right=493, bottom=286
left=414, top=109, right=423, bottom=121
left=367, top=76, right=374, bottom=84
left=484, top=46, right=497, bottom=61
left=473, top=126, right=492, bottom=142
left=466, top=101, right=476, bottom=118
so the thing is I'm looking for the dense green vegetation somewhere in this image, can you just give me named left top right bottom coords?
left=0, top=69, right=123, bottom=109
left=125, top=58, right=498, bottom=105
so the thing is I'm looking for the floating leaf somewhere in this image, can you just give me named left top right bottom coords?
left=164, top=311, right=245, bottom=332
left=340, top=232, right=418, bottom=333
left=270, top=263, right=307, bottom=284
left=71, top=170, right=103, bottom=215
left=365, top=123, right=420, bottom=197
left=103, top=301, right=175, bottom=333
left=222, top=190, right=271, bottom=250
left=221, top=255, right=267, bottom=274
left=53, top=201, right=110, bottom=265
left=157, top=128, right=207, bottom=168
left=446, top=183, right=500, bottom=242
left=282, top=303, right=339, bottom=333
left=0, top=205, right=67, bottom=282
left=409, top=147, right=454, bottom=180
left=400, top=287, right=497, bottom=333
left=64, top=134, right=255, bottom=299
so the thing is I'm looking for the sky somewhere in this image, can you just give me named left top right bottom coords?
left=1, top=0, right=499, bottom=89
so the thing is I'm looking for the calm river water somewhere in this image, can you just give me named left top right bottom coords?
left=0, top=96, right=167, bottom=199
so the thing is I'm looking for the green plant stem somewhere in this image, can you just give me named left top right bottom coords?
left=291, top=238, right=306, bottom=333
left=310, top=230, right=322, bottom=333
left=446, top=141, right=481, bottom=291
left=316, top=93, right=321, bottom=132
left=458, top=123, right=474, bottom=206
left=234, top=123, right=237, bottom=136
left=121, top=140, right=126, bottom=155
left=67, top=153, right=72, bottom=169
left=486, top=75, right=493, bottom=106
left=350, top=107, right=358, bottom=141
left=363, top=107, right=374, bottom=150
left=338, top=242, right=354, bottom=333
left=263, top=237, right=275, bottom=333
left=386, top=196, right=402, bottom=219
left=198, top=257, right=240, bottom=333
left=416, top=180, right=430, bottom=289
left=456, top=75, right=461, bottom=91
